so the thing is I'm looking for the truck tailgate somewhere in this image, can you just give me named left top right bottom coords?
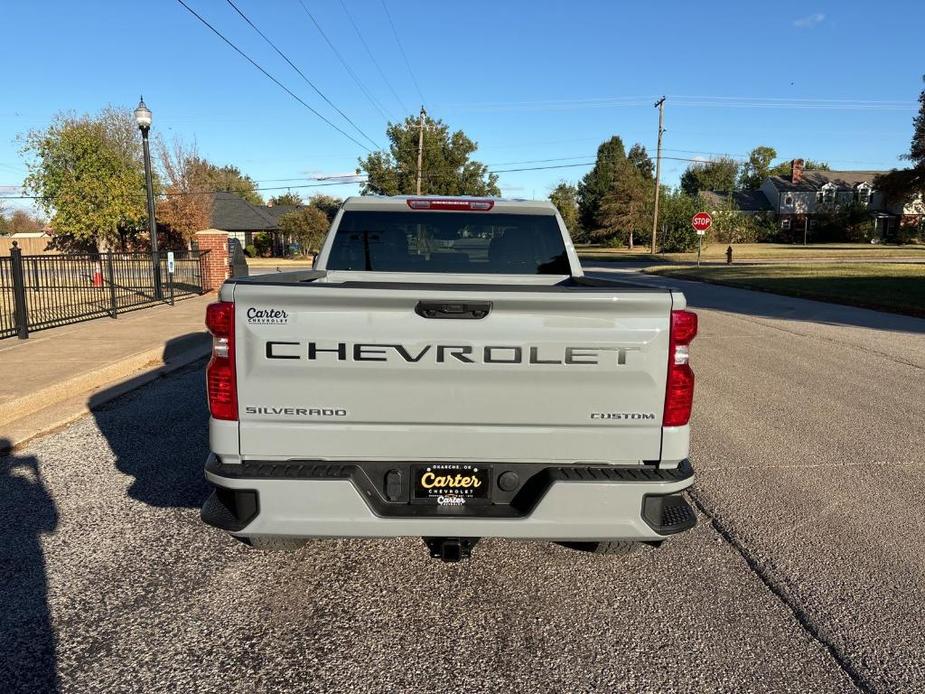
left=231, top=281, right=672, bottom=464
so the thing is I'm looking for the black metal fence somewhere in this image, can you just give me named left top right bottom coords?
left=0, top=244, right=207, bottom=339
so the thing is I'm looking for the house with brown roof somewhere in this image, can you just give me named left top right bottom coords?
left=704, top=159, right=923, bottom=241
left=758, top=159, right=924, bottom=239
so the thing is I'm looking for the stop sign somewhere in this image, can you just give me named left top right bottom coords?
left=691, top=212, right=712, bottom=234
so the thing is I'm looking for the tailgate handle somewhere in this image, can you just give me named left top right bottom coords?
left=415, top=301, right=492, bottom=320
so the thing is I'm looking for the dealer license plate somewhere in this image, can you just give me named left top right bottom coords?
left=413, top=464, right=490, bottom=503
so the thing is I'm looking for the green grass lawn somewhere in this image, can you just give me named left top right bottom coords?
left=578, top=243, right=925, bottom=263
left=646, top=263, right=925, bottom=317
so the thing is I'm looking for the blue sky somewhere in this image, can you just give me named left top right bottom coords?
left=2, top=0, right=923, bottom=213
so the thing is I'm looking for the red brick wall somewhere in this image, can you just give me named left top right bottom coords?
left=195, top=230, right=229, bottom=293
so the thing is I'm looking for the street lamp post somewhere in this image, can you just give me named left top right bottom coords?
left=134, top=97, right=162, bottom=299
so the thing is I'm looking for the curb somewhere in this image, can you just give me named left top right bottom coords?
left=0, top=340, right=211, bottom=454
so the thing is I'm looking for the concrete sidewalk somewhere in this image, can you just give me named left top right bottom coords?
left=0, top=294, right=214, bottom=450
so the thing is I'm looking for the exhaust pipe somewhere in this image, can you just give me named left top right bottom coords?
left=423, top=537, right=479, bottom=562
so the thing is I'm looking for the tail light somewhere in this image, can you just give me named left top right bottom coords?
left=407, top=198, right=494, bottom=211
left=663, top=309, right=698, bottom=427
left=206, top=301, right=237, bottom=421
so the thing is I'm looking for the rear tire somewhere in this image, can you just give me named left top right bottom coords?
left=557, top=540, right=639, bottom=555
left=244, top=536, right=306, bottom=552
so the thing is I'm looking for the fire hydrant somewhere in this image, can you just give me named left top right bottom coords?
left=726, top=245, right=733, bottom=264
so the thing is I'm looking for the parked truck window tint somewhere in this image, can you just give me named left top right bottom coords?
left=327, top=211, right=571, bottom=274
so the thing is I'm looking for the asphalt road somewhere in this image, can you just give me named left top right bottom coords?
left=2, top=268, right=923, bottom=693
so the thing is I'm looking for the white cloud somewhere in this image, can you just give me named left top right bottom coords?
left=793, top=12, right=825, bottom=28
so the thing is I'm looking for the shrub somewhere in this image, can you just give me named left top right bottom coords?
left=895, top=218, right=922, bottom=244
left=661, top=225, right=700, bottom=252
left=711, top=211, right=776, bottom=244
left=244, top=244, right=257, bottom=258
left=254, top=232, right=273, bottom=257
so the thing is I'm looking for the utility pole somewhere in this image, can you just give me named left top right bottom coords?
left=651, top=96, right=665, bottom=254
left=415, top=105, right=427, bottom=195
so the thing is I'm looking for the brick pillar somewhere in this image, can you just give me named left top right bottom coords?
left=195, top=229, right=229, bottom=293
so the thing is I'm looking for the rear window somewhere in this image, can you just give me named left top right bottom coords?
left=326, top=211, right=570, bottom=274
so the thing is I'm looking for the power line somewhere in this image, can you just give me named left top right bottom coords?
left=5, top=152, right=882, bottom=199
left=337, top=0, right=409, bottom=116
left=486, top=155, right=756, bottom=175
left=3, top=179, right=367, bottom=201
left=379, top=0, right=424, bottom=106
left=174, top=0, right=373, bottom=152
left=669, top=94, right=913, bottom=105
left=296, top=0, right=395, bottom=123
left=489, top=161, right=596, bottom=174
left=437, top=94, right=916, bottom=113
left=251, top=175, right=361, bottom=183
left=669, top=101, right=913, bottom=111
left=482, top=150, right=743, bottom=168
left=223, top=0, right=381, bottom=150
left=663, top=148, right=748, bottom=160
left=4, top=151, right=904, bottom=197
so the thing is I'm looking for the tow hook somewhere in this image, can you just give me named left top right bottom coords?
left=423, top=537, right=480, bottom=562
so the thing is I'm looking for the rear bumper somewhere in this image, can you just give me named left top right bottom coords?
left=201, top=455, right=696, bottom=541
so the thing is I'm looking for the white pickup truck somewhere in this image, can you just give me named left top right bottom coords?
left=201, top=196, right=698, bottom=561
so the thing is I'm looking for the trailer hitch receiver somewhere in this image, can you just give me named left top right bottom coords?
left=423, top=537, right=480, bottom=562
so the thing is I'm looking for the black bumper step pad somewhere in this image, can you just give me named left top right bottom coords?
left=201, top=487, right=259, bottom=531
left=641, top=494, right=697, bottom=535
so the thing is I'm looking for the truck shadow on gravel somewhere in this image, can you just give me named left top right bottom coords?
left=0, top=439, right=59, bottom=693
left=89, top=334, right=211, bottom=510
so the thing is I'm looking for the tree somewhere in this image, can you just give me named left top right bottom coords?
left=155, top=136, right=211, bottom=244
left=909, top=75, right=925, bottom=166
left=548, top=182, right=580, bottom=239
left=739, top=146, right=831, bottom=188
left=577, top=136, right=628, bottom=230
left=627, top=143, right=654, bottom=179
left=738, top=146, right=777, bottom=189
left=187, top=159, right=263, bottom=205
left=4, top=209, right=46, bottom=234
left=307, top=193, right=342, bottom=222
left=358, top=114, right=499, bottom=197
left=20, top=107, right=148, bottom=249
left=596, top=160, right=650, bottom=248
left=680, top=157, right=739, bottom=196
left=278, top=206, right=329, bottom=255
left=269, top=192, right=303, bottom=206
left=767, top=158, right=830, bottom=177
left=875, top=75, right=925, bottom=206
